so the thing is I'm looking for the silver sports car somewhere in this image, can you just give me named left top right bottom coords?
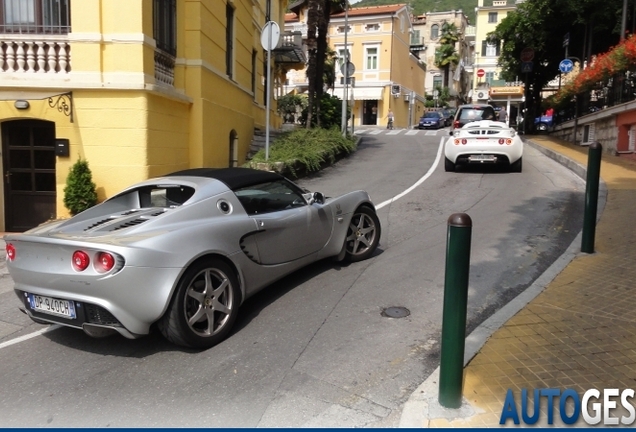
left=5, top=168, right=381, bottom=349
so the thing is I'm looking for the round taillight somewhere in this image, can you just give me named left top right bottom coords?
left=507, top=139, right=513, bottom=145
left=461, top=139, right=467, bottom=145
left=499, top=138, right=505, bottom=145
left=95, top=252, right=115, bottom=273
left=454, top=139, right=460, bottom=145
left=6, top=243, right=15, bottom=261
left=72, top=251, right=90, bottom=272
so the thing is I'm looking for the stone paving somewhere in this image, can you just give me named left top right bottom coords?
left=427, top=136, right=636, bottom=427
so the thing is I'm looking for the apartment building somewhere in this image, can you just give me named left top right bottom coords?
left=0, top=0, right=289, bottom=231
left=285, top=4, right=426, bottom=129
left=411, top=10, right=472, bottom=104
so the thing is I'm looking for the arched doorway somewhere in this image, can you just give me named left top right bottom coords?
left=229, top=130, right=238, bottom=167
left=2, top=119, right=57, bottom=232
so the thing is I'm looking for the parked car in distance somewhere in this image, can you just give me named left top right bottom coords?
left=418, top=111, right=446, bottom=129
left=5, top=168, right=382, bottom=349
left=444, top=120, right=523, bottom=173
left=535, top=115, right=554, bottom=131
left=439, top=108, right=454, bottom=127
left=450, top=104, right=498, bottom=134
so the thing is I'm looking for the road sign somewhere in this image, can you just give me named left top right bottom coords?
left=477, top=69, right=485, bottom=78
left=520, top=47, right=535, bottom=62
left=260, top=21, right=280, bottom=51
left=563, top=32, right=570, bottom=48
left=521, top=61, right=533, bottom=73
left=340, top=61, right=355, bottom=77
left=559, top=58, right=574, bottom=73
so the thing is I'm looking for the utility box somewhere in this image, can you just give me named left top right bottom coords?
left=55, top=138, right=70, bottom=157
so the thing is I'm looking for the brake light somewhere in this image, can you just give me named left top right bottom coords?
left=95, top=252, right=116, bottom=273
left=6, top=243, right=15, bottom=261
left=461, top=139, right=467, bottom=145
left=506, top=139, right=513, bottom=145
left=453, top=120, right=460, bottom=129
left=72, top=251, right=90, bottom=271
left=499, top=139, right=505, bottom=145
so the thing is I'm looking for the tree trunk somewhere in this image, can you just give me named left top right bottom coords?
left=305, top=0, right=320, bottom=128
left=315, top=0, right=332, bottom=127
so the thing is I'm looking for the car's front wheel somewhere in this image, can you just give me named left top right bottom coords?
left=445, top=157, right=456, bottom=172
left=158, top=258, right=240, bottom=349
left=344, top=206, right=381, bottom=262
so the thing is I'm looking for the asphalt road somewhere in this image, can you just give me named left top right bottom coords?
left=0, top=127, right=585, bottom=427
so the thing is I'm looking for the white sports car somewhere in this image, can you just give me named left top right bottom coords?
left=444, top=120, right=523, bottom=172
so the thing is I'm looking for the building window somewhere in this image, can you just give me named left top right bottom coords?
left=365, top=23, right=379, bottom=32
left=336, top=25, right=351, bottom=34
left=337, top=47, right=350, bottom=72
left=251, top=49, right=257, bottom=98
left=365, top=46, right=378, bottom=70
left=482, top=40, right=500, bottom=57
left=153, top=0, right=176, bottom=55
left=226, top=3, right=234, bottom=78
left=411, top=29, right=420, bottom=45
left=431, top=24, right=439, bottom=39
left=488, top=12, right=498, bottom=23
left=485, top=71, right=494, bottom=84
left=0, top=0, right=70, bottom=34
left=433, top=75, right=442, bottom=90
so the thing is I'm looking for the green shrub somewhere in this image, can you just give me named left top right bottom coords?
left=63, top=158, right=98, bottom=215
left=300, top=94, right=350, bottom=129
left=247, top=127, right=356, bottom=177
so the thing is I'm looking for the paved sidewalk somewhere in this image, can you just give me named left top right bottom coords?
left=401, top=135, right=636, bottom=427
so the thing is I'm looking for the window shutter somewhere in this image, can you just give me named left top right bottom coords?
left=482, top=40, right=487, bottom=56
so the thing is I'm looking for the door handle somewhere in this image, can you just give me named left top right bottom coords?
left=4, top=171, right=10, bottom=185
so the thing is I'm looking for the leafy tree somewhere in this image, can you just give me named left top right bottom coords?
left=434, top=22, right=460, bottom=89
left=63, top=158, right=98, bottom=216
left=301, top=94, right=349, bottom=129
left=277, top=93, right=308, bottom=123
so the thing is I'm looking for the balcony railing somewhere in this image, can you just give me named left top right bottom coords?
left=154, top=48, right=175, bottom=85
left=0, top=36, right=69, bottom=73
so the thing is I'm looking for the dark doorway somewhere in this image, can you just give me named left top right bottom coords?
left=363, top=100, right=378, bottom=125
left=2, top=120, right=57, bottom=232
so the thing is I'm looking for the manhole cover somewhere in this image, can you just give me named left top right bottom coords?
left=381, top=306, right=410, bottom=318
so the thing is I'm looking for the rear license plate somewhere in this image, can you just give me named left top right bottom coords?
left=469, top=155, right=497, bottom=162
left=27, top=293, right=77, bottom=319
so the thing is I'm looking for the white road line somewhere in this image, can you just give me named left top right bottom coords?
left=386, top=130, right=402, bottom=135
left=368, top=130, right=383, bottom=135
left=376, top=136, right=444, bottom=210
left=405, top=130, right=418, bottom=135
left=425, top=131, right=438, bottom=136
left=0, top=324, right=61, bottom=350
left=0, top=137, right=446, bottom=351
left=353, top=130, right=367, bottom=135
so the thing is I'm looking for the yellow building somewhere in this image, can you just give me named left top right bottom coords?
left=285, top=4, right=426, bottom=129
left=0, top=0, right=290, bottom=231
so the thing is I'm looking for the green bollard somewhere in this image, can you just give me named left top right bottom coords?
left=581, top=142, right=602, bottom=253
left=438, top=213, right=472, bottom=409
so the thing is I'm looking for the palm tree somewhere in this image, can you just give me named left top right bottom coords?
left=323, top=46, right=338, bottom=91
left=434, top=22, right=460, bottom=89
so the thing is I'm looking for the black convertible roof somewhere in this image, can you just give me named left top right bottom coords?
left=166, top=167, right=285, bottom=190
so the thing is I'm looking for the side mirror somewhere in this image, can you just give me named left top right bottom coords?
left=313, top=192, right=325, bottom=204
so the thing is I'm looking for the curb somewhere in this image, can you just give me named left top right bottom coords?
left=398, top=137, right=607, bottom=427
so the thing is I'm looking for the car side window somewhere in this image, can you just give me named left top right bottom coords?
left=234, top=180, right=307, bottom=215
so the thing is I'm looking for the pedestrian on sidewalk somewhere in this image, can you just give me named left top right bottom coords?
left=498, top=106, right=508, bottom=124
left=387, top=110, right=395, bottom=129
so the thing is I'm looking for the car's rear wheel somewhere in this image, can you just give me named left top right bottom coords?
left=510, top=157, right=522, bottom=173
left=158, top=258, right=240, bottom=349
left=445, top=157, right=456, bottom=172
left=344, top=206, right=381, bottom=262
left=536, top=122, right=548, bottom=131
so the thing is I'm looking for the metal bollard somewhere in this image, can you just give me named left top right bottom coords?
left=438, top=213, right=472, bottom=409
left=581, top=142, right=602, bottom=253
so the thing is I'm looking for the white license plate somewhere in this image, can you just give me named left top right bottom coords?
left=28, top=294, right=77, bottom=319
left=469, top=155, right=497, bottom=162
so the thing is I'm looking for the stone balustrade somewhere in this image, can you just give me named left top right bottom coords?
left=0, top=37, right=70, bottom=73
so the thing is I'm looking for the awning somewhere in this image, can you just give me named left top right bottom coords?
left=331, top=87, right=384, bottom=100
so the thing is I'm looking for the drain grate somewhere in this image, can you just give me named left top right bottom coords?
left=381, top=306, right=410, bottom=318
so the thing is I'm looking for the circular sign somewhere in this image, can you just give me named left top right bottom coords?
left=477, top=69, right=485, bottom=78
left=261, top=21, right=280, bottom=51
left=520, top=47, right=535, bottom=62
left=340, top=61, right=355, bottom=77
left=559, top=59, right=574, bottom=73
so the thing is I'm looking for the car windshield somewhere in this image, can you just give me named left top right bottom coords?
left=459, top=107, right=495, bottom=121
left=424, top=112, right=440, bottom=118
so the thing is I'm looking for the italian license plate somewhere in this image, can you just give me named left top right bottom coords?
left=27, top=293, right=77, bottom=319
left=470, top=155, right=497, bottom=162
